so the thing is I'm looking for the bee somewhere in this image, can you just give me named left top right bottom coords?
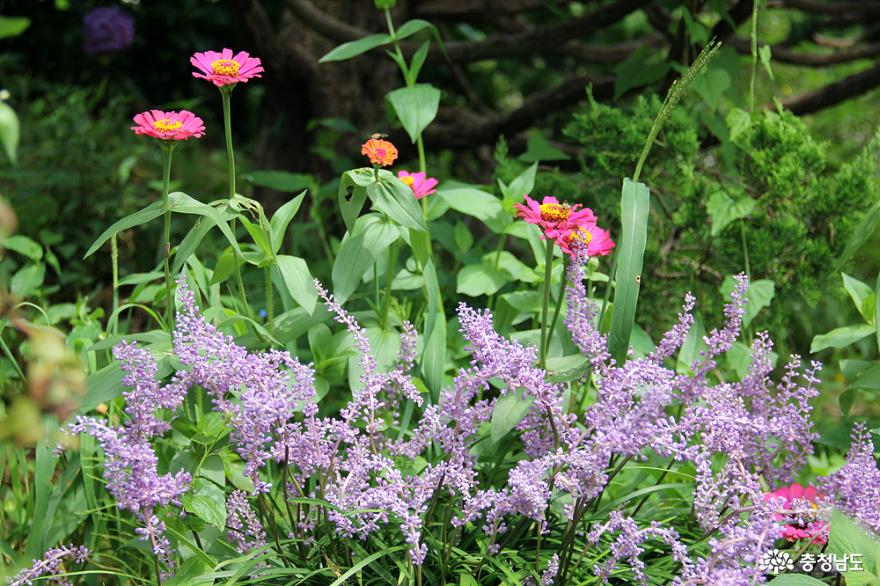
left=369, top=132, right=389, bottom=140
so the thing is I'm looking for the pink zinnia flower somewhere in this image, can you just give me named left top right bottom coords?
left=763, top=483, right=828, bottom=544
left=131, top=110, right=205, bottom=141
left=556, top=224, right=615, bottom=257
left=398, top=171, right=438, bottom=199
left=514, top=195, right=596, bottom=239
left=191, top=48, right=264, bottom=87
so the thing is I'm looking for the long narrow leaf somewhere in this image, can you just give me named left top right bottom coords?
left=607, top=178, right=650, bottom=364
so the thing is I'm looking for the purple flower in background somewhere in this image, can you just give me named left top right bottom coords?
left=83, top=6, right=135, bottom=54
left=8, top=544, right=89, bottom=586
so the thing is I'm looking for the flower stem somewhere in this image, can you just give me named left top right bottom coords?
left=539, top=238, right=555, bottom=369
left=111, top=234, right=119, bottom=335
left=220, top=88, right=249, bottom=316
left=546, top=257, right=568, bottom=360
left=160, top=146, right=174, bottom=332
left=382, top=243, right=398, bottom=329
left=265, top=266, right=274, bottom=334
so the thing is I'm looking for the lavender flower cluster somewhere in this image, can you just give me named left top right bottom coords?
left=8, top=544, right=89, bottom=586
left=50, top=259, right=880, bottom=584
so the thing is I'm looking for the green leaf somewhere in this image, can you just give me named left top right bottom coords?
left=11, top=264, right=45, bottom=297
left=0, top=102, right=19, bottom=164
left=0, top=16, right=30, bottom=39
left=843, top=273, right=876, bottom=325
left=726, top=108, right=752, bottom=142
left=811, top=324, right=875, bottom=353
left=332, top=214, right=399, bottom=304
left=165, top=557, right=214, bottom=586
left=456, top=263, right=511, bottom=297
left=182, top=479, right=227, bottom=530
left=245, top=170, right=312, bottom=192
left=367, top=173, right=427, bottom=232
left=167, top=192, right=241, bottom=256
left=240, top=216, right=273, bottom=259
left=407, top=41, right=431, bottom=86
left=608, top=178, right=650, bottom=364
left=2, top=235, right=42, bottom=261
left=503, top=162, right=538, bottom=203
left=677, top=315, right=707, bottom=374
left=482, top=251, right=539, bottom=283
left=838, top=199, right=880, bottom=271
left=828, top=509, right=880, bottom=585
left=759, top=44, right=774, bottom=80
left=721, top=277, right=775, bottom=327
left=84, top=201, right=164, bottom=258
left=394, top=19, right=434, bottom=41
left=875, top=271, right=880, bottom=353
left=692, top=68, right=731, bottom=111
left=490, top=392, right=534, bottom=443
left=319, top=33, right=392, bottom=63
left=276, top=255, right=317, bottom=315
left=210, top=248, right=240, bottom=286
left=269, top=191, right=307, bottom=254
left=338, top=170, right=371, bottom=233
left=81, top=362, right=124, bottom=411
left=439, top=187, right=505, bottom=230
left=387, top=84, right=441, bottom=143
left=614, top=47, right=670, bottom=99
left=26, top=439, right=58, bottom=559
left=520, top=131, right=571, bottom=163
left=422, top=259, right=446, bottom=401
left=707, top=190, right=755, bottom=236
left=766, top=575, right=827, bottom=586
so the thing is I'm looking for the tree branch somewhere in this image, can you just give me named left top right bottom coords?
left=783, top=62, right=880, bottom=115
left=425, top=74, right=614, bottom=147
left=286, top=0, right=652, bottom=63
left=728, top=36, right=880, bottom=65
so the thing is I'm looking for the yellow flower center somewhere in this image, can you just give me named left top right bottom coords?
left=153, top=118, right=183, bottom=132
left=570, top=226, right=593, bottom=245
left=211, top=58, right=240, bottom=76
left=539, top=203, right=570, bottom=223
left=401, top=176, right=415, bottom=187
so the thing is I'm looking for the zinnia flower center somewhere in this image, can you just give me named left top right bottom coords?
left=570, top=226, right=594, bottom=245
left=211, top=58, right=240, bottom=76
left=401, top=175, right=415, bottom=187
left=539, top=203, right=570, bottom=223
left=152, top=118, right=183, bottom=132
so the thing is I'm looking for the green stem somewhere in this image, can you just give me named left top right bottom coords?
left=160, top=147, right=174, bottom=332
left=539, top=238, right=555, bottom=369
left=221, top=88, right=250, bottom=316
left=221, top=90, right=236, bottom=200
left=749, top=0, right=760, bottom=111
left=546, top=257, right=568, bottom=361
left=382, top=243, right=398, bottom=329
left=265, top=265, right=274, bottom=334
left=111, top=234, right=119, bottom=334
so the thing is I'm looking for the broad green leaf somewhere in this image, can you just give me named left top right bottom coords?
left=172, top=216, right=215, bottom=274
left=332, top=214, right=399, bottom=303
left=707, top=190, right=755, bottom=236
left=245, top=170, right=312, bottom=192
left=394, top=19, right=434, bottom=41
left=319, top=33, right=392, bottom=63
left=456, top=263, right=511, bottom=297
left=848, top=363, right=880, bottom=390
left=165, top=557, right=213, bottom=586
left=182, top=479, right=227, bottom=530
left=677, top=315, right=707, bottom=374
left=422, top=258, right=446, bottom=400
left=407, top=41, right=430, bottom=86
left=490, top=392, right=534, bottom=443
left=0, top=16, right=30, bottom=39
left=338, top=169, right=371, bottom=233
left=721, top=276, right=775, bottom=327
left=276, top=255, right=317, bottom=315
left=269, top=191, right=307, bottom=254
left=828, top=510, right=880, bottom=585
left=608, top=178, right=650, bottom=364
left=546, top=354, right=590, bottom=383
left=367, top=174, right=427, bottom=232
left=503, top=162, right=538, bottom=203
left=167, top=192, right=241, bottom=256
left=2, top=235, right=42, bottom=261
left=387, top=84, right=441, bottom=143
left=726, top=108, right=752, bottom=142
left=81, top=362, right=124, bottom=411
left=843, top=273, right=876, bottom=325
left=439, top=187, right=506, bottom=231
left=84, top=200, right=164, bottom=258
left=210, top=248, right=241, bottom=286
left=811, top=324, right=875, bottom=353
left=26, top=440, right=57, bottom=559
left=11, top=263, right=45, bottom=297
left=726, top=340, right=778, bottom=379
left=692, top=68, right=731, bottom=111
left=0, top=101, right=19, bottom=164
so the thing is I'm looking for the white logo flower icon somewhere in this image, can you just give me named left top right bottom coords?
left=760, top=549, right=795, bottom=575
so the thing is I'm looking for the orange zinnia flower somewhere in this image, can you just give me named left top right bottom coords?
left=361, top=138, right=398, bottom=167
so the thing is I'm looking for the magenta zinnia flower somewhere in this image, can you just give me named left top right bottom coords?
left=398, top=171, right=438, bottom=199
left=131, top=110, right=205, bottom=141
left=514, top=195, right=596, bottom=239
left=556, top=224, right=615, bottom=257
left=763, top=483, right=828, bottom=544
left=191, top=48, right=264, bottom=87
